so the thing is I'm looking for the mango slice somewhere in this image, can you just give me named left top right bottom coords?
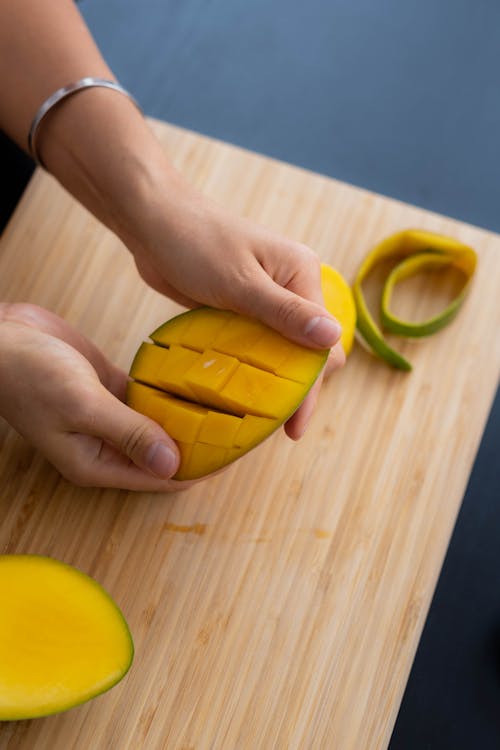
left=127, top=308, right=328, bottom=480
left=0, top=555, right=133, bottom=721
left=320, top=263, right=357, bottom=356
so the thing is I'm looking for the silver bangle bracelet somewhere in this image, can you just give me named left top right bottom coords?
left=27, top=77, right=142, bottom=168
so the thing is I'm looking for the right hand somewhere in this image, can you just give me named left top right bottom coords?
left=126, top=180, right=346, bottom=438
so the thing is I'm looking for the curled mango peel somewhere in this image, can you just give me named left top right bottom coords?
left=352, top=229, right=477, bottom=370
left=127, top=309, right=328, bottom=480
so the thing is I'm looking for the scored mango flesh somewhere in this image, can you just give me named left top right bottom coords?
left=0, top=555, right=133, bottom=721
left=127, top=308, right=328, bottom=480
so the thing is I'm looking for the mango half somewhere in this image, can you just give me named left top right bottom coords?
left=0, top=555, right=133, bottom=721
left=127, top=308, right=329, bottom=480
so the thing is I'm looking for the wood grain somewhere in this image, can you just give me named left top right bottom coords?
left=0, top=120, right=499, bottom=750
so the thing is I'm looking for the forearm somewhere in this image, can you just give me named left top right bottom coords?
left=0, top=0, right=185, bottom=244
left=31, top=85, right=186, bottom=247
left=0, top=0, right=343, bottom=409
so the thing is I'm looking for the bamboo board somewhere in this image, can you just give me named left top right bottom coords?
left=0, top=120, right=499, bottom=750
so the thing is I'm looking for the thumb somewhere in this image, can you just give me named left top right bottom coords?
left=88, top=386, right=180, bottom=479
left=241, top=274, right=342, bottom=350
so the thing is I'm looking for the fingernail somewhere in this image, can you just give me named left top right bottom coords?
left=146, top=442, right=177, bottom=478
left=294, top=420, right=309, bottom=440
left=305, top=316, right=342, bottom=347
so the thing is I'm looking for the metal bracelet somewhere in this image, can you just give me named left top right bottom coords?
left=27, top=77, right=142, bottom=168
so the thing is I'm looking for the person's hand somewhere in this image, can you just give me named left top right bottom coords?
left=0, top=0, right=344, bottom=444
left=124, top=176, right=346, bottom=438
left=0, top=304, right=183, bottom=490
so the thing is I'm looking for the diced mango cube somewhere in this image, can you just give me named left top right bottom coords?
left=155, top=344, right=200, bottom=401
left=219, top=364, right=305, bottom=418
left=132, top=343, right=199, bottom=400
left=212, top=316, right=267, bottom=358
left=185, top=443, right=227, bottom=480
left=274, top=348, right=327, bottom=383
left=126, top=381, right=170, bottom=424
left=158, top=345, right=200, bottom=399
left=185, top=350, right=239, bottom=404
left=233, top=414, right=276, bottom=449
left=198, top=411, right=243, bottom=448
left=162, top=398, right=208, bottom=443
left=127, top=382, right=206, bottom=442
left=151, top=313, right=193, bottom=346
left=152, top=309, right=234, bottom=351
left=243, top=329, right=297, bottom=371
left=178, top=310, right=234, bottom=350
left=130, top=342, right=167, bottom=382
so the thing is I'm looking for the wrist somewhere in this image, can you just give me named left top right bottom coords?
left=37, top=86, right=189, bottom=246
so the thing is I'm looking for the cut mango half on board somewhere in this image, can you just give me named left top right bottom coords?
left=127, top=308, right=329, bottom=480
left=352, top=229, right=477, bottom=370
left=0, top=555, right=133, bottom=721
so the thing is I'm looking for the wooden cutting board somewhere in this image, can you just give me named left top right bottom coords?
left=0, top=120, right=499, bottom=750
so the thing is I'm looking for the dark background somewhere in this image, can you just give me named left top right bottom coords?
left=5, top=1, right=500, bottom=746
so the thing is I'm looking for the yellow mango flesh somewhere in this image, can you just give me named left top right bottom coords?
left=127, top=308, right=328, bottom=480
left=320, top=263, right=357, bottom=355
left=0, top=555, right=133, bottom=721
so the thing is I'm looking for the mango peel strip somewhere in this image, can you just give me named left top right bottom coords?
left=352, top=229, right=477, bottom=371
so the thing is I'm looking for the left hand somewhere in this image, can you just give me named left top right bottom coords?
left=0, top=304, right=185, bottom=490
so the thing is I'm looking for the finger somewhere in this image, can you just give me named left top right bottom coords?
left=76, top=385, right=180, bottom=479
left=57, top=433, right=191, bottom=491
left=324, top=343, right=346, bottom=378
left=252, top=240, right=341, bottom=347
left=3, top=303, right=127, bottom=392
left=285, top=342, right=346, bottom=439
left=284, top=376, right=323, bottom=440
left=257, top=240, right=325, bottom=302
left=238, top=271, right=342, bottom=350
